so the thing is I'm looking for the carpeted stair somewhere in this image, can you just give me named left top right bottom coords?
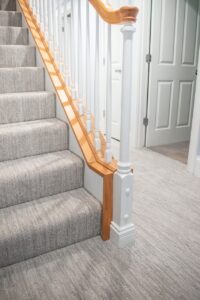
left=0, top=0, right=101, bottom=268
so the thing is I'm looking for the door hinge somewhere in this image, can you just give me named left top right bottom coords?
left=146, top=54, right=152, bottom=63
left=143, top=117, right=149, bottom=127
left=195, top=69, right=198, bottom=76
left=103, top=109, right=106, bottom=118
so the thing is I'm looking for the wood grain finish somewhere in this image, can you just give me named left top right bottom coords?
left=17, top=0, right=115, bottom=240
left=89, top=0, right=139, bottom=24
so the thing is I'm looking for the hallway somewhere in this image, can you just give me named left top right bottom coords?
left=1, top=148, right=200, bottom=299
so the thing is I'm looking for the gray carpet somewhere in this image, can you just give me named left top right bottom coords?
left=0, top=45, right=35, bottom=67
left=0, top=148, right=200, bottom=300
left=0, top=91, right=55, bottom=123
left=0, top=0, right=101, bottom=269
left=0, top=0, right=16, bottom=11
left=0, top=26, right=28, bottom=44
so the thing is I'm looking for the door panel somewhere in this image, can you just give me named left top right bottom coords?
left=146, top=0, right=200, bottom=147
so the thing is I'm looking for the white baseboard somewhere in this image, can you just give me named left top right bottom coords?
left=194, top=156, right=200, bottom=177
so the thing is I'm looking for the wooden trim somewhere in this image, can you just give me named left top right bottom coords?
left=17, top=0, right=115, bottom=240
left=102, top=173, right=113, bottom=240
left=89, top=0, right=139, bottom=24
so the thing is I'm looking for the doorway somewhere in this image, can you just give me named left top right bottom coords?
left=145, top=0, right=200, bottom=163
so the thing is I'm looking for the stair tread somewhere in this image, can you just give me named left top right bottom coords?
left=0, top=187, right=101, bottom=267
left=0, top=118, right=69, bottom=161
left=0, top=90, right=55, bottom=96
left=0, top=117, right=65, bottom=129
left=0, top=44, right=34, bottom=48
left=0, top=150, right=83, bottom=209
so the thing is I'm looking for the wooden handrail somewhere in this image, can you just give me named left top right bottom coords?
left=89, top=0, right=139, bottom=24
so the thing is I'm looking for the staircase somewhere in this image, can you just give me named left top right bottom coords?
left=0, top=0, right=101, bottom=268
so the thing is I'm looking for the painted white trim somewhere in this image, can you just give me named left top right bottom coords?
left=188, top=47, right=200, bottom=177
left=131, top=0, right=152, bottom=149
left=194, top=156, right=200, bottom=177
left=110, top=221, right=134, bottom=247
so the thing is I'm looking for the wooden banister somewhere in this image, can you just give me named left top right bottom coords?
left=89, top=0, right=139, bottom=24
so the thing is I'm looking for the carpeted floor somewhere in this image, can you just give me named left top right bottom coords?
left=149, top=141, right=190, bottom=164
left=0, top=148, right=200, bottom=300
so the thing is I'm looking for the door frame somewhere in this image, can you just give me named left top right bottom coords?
left=188, top=47, right=200, bottom=176
left=130, top=0, right=152, bottom=149
left=132, top=0, right=200, bottom=173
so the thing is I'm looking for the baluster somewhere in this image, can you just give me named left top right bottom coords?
left=42, top=0, right=46, bottom=34
left=85, top=1, right=91, bottom=132
left=63, top=0, right=69, bottom=83
left=94, top=13, right=101, bottom=150
left=57, top=0, right=63, bottom=72
left=48, top=0, right=53, bottom=51
left=105, top=23, right=112, bottom=162
left=39, top=0, right=44, bottom=32
left=52, top=0, right=57, bottom=58
left=37, top=0, right=40, bottom=22
left=77, top=0, right=84, bottom=115
left=70, top=0, right=77, bottom=98
left=35, top=0, right=38, bottom=21
left=32, top=0, right=36, bottom=15
left=111, top=21, right=136, bottom=247
left=44, top=0, right=48, bottom=39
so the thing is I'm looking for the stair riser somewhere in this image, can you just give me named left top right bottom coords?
left=0, top=152, right=83, bottom=209
left=0, top=68, right=44, bottom=93
left=0, top=11, right=21, bottom=26
left=0, top=93, right=56, bottom=124
left=0, top=189, right=101, bottom=268
left=0, top=120, right=69, bottom=161
left=0, top=0, right=16, bottom=11
left=0, top=46, right=35, bottom=67
left=0, top=27, right=28, bottom=45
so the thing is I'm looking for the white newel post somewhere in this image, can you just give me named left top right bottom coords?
left=110, top=22, right=136, bottom=247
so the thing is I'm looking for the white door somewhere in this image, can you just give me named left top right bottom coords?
left=146, top=0, right=200, bottom=147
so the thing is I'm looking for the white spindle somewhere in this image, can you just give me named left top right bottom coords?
left=85, top=1, right=91, bottom=132
left=77, top=0, right=84, bottom=115
left=32, top=0, right=36, bottom=15
left=48, top=0, right=53, bottom=50
left=57, top=0, right=63, bottom=72
left=42, top=0, right=45, bottom=33
left=70, top=0, right=77, bottom=98
left=94, top=13, right=101, bottom=150
left=63, top=0, right=68, bottom=81
left=44, top=0, right=48, bottom=39
left=105, top=24, right=112, bottom=162
left=52, top=0, right=57, bottom=57
left=35, top=0, right=39, bottom=20
left=39, top=0, right=44, bottom=31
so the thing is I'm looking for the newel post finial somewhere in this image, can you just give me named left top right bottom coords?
left=110, top=17, right=136, bottom=247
